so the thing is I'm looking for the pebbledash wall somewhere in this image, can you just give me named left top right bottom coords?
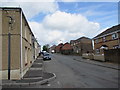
left=0, top=7, right=40, bottom=80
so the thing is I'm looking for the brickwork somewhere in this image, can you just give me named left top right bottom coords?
left=93, top=24, right=120, bottom=54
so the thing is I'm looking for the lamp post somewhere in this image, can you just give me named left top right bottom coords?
left=7, top=16, right=14, bottom=80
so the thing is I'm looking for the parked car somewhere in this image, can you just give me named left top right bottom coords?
left=43, top=53, right=51, bottom=60
left=41, top=51, right=46, bottom=55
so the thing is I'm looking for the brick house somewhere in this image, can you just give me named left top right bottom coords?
left=55, top=43, right=63, bottom=53
left=93, top=24, right=120, bottom=54
left=70, top=37, right=93, bottom=55
left=61, top=42, right=73, bottom=55
left=0, top=7, right=40, bottom=79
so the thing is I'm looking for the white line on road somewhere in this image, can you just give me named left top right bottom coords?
left=57, top=81, right=61, bottom=85
left=47, top=84, right=51, bottom=86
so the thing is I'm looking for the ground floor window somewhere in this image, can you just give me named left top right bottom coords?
left=25, top=47, right=28, bottom=65
left=96, top=49, right=100, bottom=54
left=113, top=45, right=119, bottom=49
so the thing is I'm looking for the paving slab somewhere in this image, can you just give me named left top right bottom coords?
left=2, top=56, right=56, bottom=88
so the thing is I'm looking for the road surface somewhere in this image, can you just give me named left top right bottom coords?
left=37, top=54, right=118, bottom=88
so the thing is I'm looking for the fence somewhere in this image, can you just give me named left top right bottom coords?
left=104, top=49, right=120, bottom=64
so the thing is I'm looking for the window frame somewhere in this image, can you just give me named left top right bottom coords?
left=112, top=33, right=118, bottom=40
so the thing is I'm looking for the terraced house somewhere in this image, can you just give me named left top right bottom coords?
left=93, top=24, right=120, bottom=54
left=0, top=7, right=40, bottom=80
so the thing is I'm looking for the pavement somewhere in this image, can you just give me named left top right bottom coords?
left=69, top=55, right=120, bottom=70
left=54, top=54, right=119, bottom=70
left=2, top=56, right=56, bottom=88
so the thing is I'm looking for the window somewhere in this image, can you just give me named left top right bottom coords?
left=96, top=49, right=100, bottom=54
left=25, top=26, right=27, bottom=39
left=113, top=45, right=119, bottom=49
left=95, top=39, right=98, bottom=44
left=29, top=34, right=31, bottom=43
left=25, top=47, right=28, bottom=65
left=112, top=33, right=118, bottom=40
left=102, top=37, right=106, bottom=42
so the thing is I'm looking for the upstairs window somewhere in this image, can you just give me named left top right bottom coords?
left=25, top=26, right=27, bottom=39
left=112, top=33, right=118, bottom=40
left=102, top=37, right=106, bottom=42
left=29, top=33, right=31, bottom=43
left=95, top=39, right=98, bottom=44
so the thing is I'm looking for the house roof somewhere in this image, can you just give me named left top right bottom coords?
left=70, top=40, right=75, bottom=44
left=62, top=43, right=72, bottom=50
left=50, top=45, right=56, bottom=49
left=93, top=24, right=120, bottom=39
left=70, top=37, right=91, bottom=43
left=55, top=43, right=63, bottom=50
left=77, top=36, right=90, bottom=40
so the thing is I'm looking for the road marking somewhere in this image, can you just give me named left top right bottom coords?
left=57, top=81, right=60, bottom=85
left=30, top=68, right=42, bottom=70
left=36, top=63, right=42, bottom=65
left=47, top=84, right=51, bottom=86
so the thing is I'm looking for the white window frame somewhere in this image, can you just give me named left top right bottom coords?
left=96, top=49, right=100, bottom=54
left=95, top=39, right=98, bottom=44
left=113, top=45, right=119, bottom=49
left=102, top=37, right=106, bottom=42
left=112, top=33, right=118, bottom=40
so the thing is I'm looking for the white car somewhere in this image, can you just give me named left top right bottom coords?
left=43, top=53, right=51, bottom=60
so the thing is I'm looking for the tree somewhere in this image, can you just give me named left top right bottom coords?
left=42, top=44, right=50, bottom=52
left=43, top=45, right=47, bottom=51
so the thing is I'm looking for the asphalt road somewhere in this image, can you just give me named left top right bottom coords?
left=42, top=54, right=119, bottom=88
left=27, top=54, right=119, bottom=88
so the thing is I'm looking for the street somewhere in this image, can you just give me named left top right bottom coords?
left=1, top=3, right=120, bottom=89
left=2, top=54, right=119, bottom=88
left=29, top=54, right=118, bottom=88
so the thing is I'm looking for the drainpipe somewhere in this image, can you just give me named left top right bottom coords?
left=20, top=9, right=23, bottom=79
left=8, top=32, right=11, bottom=80
left=7, top=16, right=14, bottom=80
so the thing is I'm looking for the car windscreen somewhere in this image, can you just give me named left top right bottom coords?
left=44, top=54, right=49, bottom=56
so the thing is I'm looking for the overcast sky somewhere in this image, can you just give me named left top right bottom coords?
left=1, top=0, right=118, bottom=46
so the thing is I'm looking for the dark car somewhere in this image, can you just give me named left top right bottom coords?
left=43, top=53, right=51, bottom=60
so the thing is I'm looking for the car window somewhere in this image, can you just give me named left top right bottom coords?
left=44, top=54, right=49, bottom=56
